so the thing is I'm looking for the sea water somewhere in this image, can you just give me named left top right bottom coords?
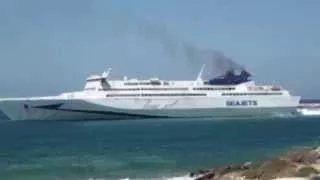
left=0, top=117, right=319, bottom=180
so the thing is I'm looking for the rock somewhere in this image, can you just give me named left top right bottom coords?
left=295, top=166, right=319, bottom=177
left=242, top=162, right=252, bottom=170
left=194, top=164, right=251, bottom=180
left=241, top=158, right=297, bottom=180
left=195, top=171, right=215, bottom=180
left=190, top=169, right=211, bottom=177
left=241, top=168, right=263, bottom=179
left=191, top=147, right=320, bottom=180
left=282, top=147, right=320, bottom=164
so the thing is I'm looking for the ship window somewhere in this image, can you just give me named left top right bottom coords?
left=193, top=87, right=235, bottom=91
left=222, top=92, right=283, bottom=96
left=271, top=87, right=281, bottom=91
left=87, top=78, right=103, bottom=82
left=106, top=93, right=207, bottom=97
left=141, top=88, right=188, bottom=91
left=150, top=81, right=161, bottom=86
left=139, top=82, right=151, bottom=85
left=106, top=88, right=141, bottom=91
left=124, top=82, right=139, bottom=86
left=106, top=88, right=189, bottom=91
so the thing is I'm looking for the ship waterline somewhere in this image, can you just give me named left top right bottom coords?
left=0, top=68, right=301, bottom=120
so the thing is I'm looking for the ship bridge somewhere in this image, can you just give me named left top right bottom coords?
left=84, top=69, right=112, bottom=91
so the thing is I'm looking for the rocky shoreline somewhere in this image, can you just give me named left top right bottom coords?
left=190, top=147, right=320, bottom=180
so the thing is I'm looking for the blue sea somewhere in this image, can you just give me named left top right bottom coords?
left=0, top=117, right=320, bottom=180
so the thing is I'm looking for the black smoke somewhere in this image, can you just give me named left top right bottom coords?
left=135, top=21, right=245, bottom=77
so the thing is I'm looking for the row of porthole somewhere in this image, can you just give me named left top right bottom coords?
left=222, top=93, right=283, bottom=96
left=106, top=93, right=207, bottom=97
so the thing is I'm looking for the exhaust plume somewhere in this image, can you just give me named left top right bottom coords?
left=135, top=21, right=245, bottom=77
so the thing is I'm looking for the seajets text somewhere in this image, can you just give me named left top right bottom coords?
left=226, top=100, right=258, bottom=106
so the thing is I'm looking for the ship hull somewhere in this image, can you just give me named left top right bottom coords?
left=0, top=96, right=300, bottom=120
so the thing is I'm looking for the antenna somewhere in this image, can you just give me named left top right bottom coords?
left=102, top=68, right=112, bottom=79
left=196, top=64, right=206, bottom=81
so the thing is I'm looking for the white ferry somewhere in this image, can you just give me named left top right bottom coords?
left=0, top=67, right=301, bottom=120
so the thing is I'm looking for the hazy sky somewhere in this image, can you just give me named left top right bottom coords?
left=0, top=0, right=319, bottom=98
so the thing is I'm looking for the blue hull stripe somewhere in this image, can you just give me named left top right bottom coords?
left=32, top=103, right=168, bottom=118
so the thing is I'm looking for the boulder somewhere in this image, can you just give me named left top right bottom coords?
left=282, top=147, right=320, bottom=164
left=191, top=147, right=320, bottom=180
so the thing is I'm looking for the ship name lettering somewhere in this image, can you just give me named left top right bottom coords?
left=226, top=100, right=258, bottom=106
